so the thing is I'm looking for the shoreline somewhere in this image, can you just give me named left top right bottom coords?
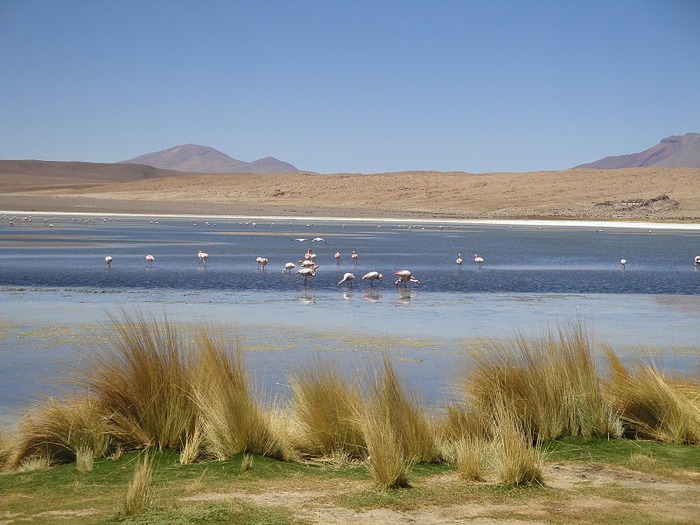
left=3, top=209, right=700, bottom=231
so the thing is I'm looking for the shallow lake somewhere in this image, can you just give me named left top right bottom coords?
left=1, top=213, right=699, bottom=427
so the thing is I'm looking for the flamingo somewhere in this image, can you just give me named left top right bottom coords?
left=312, top=237, right=326, bottom=243
left=296, top=265, right=318, bottom=285
left=620, top=258, right=627, bottom=270
left=299, top=259, right=316, bottom=268
left=304, top=248, right=313, bottom=260
left=283, top=262, right=297, bottom=273
left=145, top=254, right=155, bottom=266
left=474, top=254, right=484, bottom=269
left=456, top=253, right=463, bottom=266
left=259, top=257, right=269, bottom=271
left=393, top=270, right=420, bottom=287
left=334, top=251, right=341, bottom=263
left=198, top=250, right=209, bottom=265
left=351, top=250, right=358, bottom=265
left=694, top=255, right=700, bottom=269
left=105, top=255, right=113, bottom=268
left=337, top=272, right=355, bottom=287
left=362, top=271, right=383, bottom=287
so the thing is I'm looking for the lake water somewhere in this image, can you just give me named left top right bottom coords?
left=1, top=213, right=699, bottom=427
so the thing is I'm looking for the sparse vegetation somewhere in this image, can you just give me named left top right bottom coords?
left=2, top=314, right=700, bottom=523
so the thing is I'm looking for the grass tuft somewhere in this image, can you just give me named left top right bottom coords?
left=191, top=329, right=285, bottom=460
left=605, top=350, right=700, bottom=444
left=464, top=322, right=621, bottom=442
left=289, top=358, right=365, bottom=459
left=79, top=310, right=198, bottom=450
left=122, top=451, right=155, bottom=517
left=12, top=395, right=111, bottom=468
left=0, top=429, right=14, bottom=471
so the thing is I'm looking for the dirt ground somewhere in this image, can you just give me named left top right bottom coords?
left=1, top=162, right=699, bottom=221
left=183, top=462, right=700, bottom=524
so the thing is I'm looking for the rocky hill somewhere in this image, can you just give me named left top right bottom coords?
left=575, top=133, right=700, bottom=169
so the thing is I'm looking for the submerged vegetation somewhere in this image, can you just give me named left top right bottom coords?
left=2, top=313, right=699, bottom=508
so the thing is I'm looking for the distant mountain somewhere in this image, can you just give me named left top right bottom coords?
left=574, top=133, right=700, bottom=169
left=119, top=144, right=299, bottom=173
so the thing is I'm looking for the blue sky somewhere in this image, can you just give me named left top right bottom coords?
left=1, top=1, right=698, bottom=173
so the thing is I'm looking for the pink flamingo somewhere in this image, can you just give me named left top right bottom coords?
left=362, top=271, right=383, bottom=287
left=456, top=253, right=463, bottom=266
left=299, top=259, right=316, bottom=268
left=304, top=248, right=313, bottom=260
left=258, top=257, right=269, bottom=271
left=394, top=270, right=420, bottom=287
left=297, top=265, right=318, bottom=285
left=474, top=254, right=484, bottom=269
left=351, top=250, right=358, bottom=265
left=334, top=251, right=341, bottom=262
left=283, top=262, right=296, bottom=273
left=145, top=254, right=155, bottom=266
left=337, top=272, right=355, bottom=287
left=620, top=258, right=627, bottom=270
left=198, top=250, right=209, bottom=265
left=105, top=255, right=113, bottom=268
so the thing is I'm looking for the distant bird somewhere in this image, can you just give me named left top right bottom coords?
left=474, top=254, right=484, bottom=269
left=256, top=256, right=263, bottom=266
left=456, top=253, right=463, bottom=266
left=620, top=258, right=627, bottom=270
left=337, top=272, right=355, bottom=287
left=283, top=262, right=297, bottom=273
left=351, top=250, right=358, bottom=265
left=198, top=250, right=209, bottom=265
left=293, top=238, right=308, bottom=242
left=105, top=255, right=113, bottom=268
left=296, top=265, right=318, bottom=285
left=258, top=257, right=269, bottom=271
left=145, top=254, right=155, bottom=266
left=334, top=251, right=341, bottom=263
left=299, top=259, right=316, bottom=268
left=394, top=270, right=420, bottom=287
left=312, top=237, right=326, bottom=243
left=695, top=255, right=700, bottom=269
left=362, top=271, right=383, bottom=287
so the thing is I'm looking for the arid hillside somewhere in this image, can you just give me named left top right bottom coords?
left=1, top=160, right=699, bottom=220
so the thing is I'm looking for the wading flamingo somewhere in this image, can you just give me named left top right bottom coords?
left=258, top=257, right=269, bottom=271
left=456, top=253, right=463, bottom=266
left=198, top=250, right=209, bottom=265
left=351, top=250, right=358, bottom=265
left=299, top=259, right=316, bottom=268
left=394, top=270, right=420, bottom=287
left=362, top=271, right=383, bottom=287
left=105, top=255, right=113, bottom=268
left=474, top=254, right=484, bottom=269
left=334, top=251, right=341, bottom=263
left=296, top=265, right=318, bottom=285
left=283, top=262, right=297, bottom=273
left=337, top=272, right=355, bottom=287
left=145, top=254, right=155, bottom=266
left=695, top=255, right=700, bottom=269
left=620, top=258, right=627, bottom=270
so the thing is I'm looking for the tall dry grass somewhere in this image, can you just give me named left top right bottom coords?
left=606, top=351, right=700, bottom=444
left=11, top=395, right=111, bottom=468
left=288, top=359, right=365, bottom=459
left=191, top=330, right=284, bottom=460
left=490, top=396, right=544, bottom=485
left=463, top=323, right=621, bottom=442
left=79, top=310, right=197, bottom=450
left=0, top=429, right=14, bottom=471
left=122, top=452, right=155, bottom=517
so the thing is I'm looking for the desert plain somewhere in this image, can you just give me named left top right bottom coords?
left=1, top=160, right=699, bottom=221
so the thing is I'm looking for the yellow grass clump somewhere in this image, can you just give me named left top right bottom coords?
left=122, top=452, right=155, bottom=517
left=191, top=330, right=285, bottom=460
left=289, top=359, right=365, bottom=459
left=0, top=429, right=15, bottom=471
left=11, top=395, right=111, bottom=469
left=606, top=351, right=700, bottom=444
left=463, top=323, right=621, bottom=442
left=79, top=310, right=198, bottom=450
